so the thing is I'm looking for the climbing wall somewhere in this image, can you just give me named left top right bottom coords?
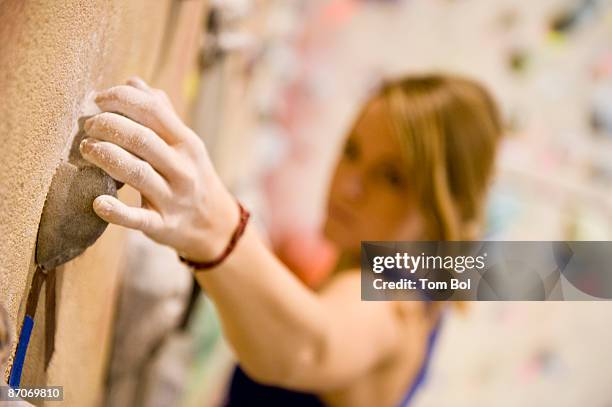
left=0, top=1, right=204, bottom=405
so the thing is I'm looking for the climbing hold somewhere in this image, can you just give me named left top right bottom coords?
left=35, top=119, right=121, bottom=271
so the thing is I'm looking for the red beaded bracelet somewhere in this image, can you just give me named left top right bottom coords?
left=178, top=201, right=250, bottom=271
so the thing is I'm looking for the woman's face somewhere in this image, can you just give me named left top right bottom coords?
left=323, top=98, right=424, bottom=253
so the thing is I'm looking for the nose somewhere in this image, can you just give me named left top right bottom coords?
left=338, top=170, right=366, bottom=203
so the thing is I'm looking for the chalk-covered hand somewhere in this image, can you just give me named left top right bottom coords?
left=81, top=77, right=238, bottom=262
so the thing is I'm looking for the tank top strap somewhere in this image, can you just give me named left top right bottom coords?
left=397, top=319, right=442, bottom=407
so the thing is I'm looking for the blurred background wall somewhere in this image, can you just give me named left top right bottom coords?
left=187, top=1, right=612, bottom=405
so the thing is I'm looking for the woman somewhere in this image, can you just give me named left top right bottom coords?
left=80, top=74, right=502, bottom=406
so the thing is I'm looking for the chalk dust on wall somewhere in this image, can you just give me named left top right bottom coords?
left=0, top=0, right=195, bottom=405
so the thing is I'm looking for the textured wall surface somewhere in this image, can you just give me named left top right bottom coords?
left=0, top=1, right=181, bottom=405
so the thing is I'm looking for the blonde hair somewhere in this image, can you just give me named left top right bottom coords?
left=377, top=74, right=502, bottom=240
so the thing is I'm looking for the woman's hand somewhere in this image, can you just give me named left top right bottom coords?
left=81, top=77, right=238, bottom=262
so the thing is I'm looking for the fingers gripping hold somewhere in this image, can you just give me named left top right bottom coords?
left=95, top=85, right=185, bottom=144
left=84, top=112, right=182, bottom=180
left=93, top=195, right=162, bottom=233
left=80, top=138, right=171, bottom=204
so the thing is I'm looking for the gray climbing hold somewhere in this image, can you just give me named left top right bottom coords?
left=35, top=119, right=121, bottom=271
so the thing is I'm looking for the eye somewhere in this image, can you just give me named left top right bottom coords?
left=343, top=138, right=359, bottom=161
left=382, top=166, right=406, bottom=189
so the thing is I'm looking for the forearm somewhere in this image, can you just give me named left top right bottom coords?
left=195, top=224, right=331, bottom=386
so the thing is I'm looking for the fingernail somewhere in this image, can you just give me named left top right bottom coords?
left=84, top=117, right=94, bottom=132
left=94, top=91, right=106, bottom=103
left=128, top=76, right=145, bottom=85
left=80, top=138, right=93, bottom=154
left=95, top=197, right=112, bottom=214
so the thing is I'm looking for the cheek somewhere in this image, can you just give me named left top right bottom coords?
left=363, top=190, right=416, bottom=235
left=326, top=162, right=352, bottom=202
left=327, top=171, right=341, bottom=201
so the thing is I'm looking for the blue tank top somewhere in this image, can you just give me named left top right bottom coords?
left=225, top=322, right=441, bottom=406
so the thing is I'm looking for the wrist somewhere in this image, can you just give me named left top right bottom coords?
left=207, top=190, right=242, bottom=257
left=179, top=196, right=249, bottom=270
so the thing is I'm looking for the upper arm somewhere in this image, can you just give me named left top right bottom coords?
left=281, top=271, right=429, bottom=392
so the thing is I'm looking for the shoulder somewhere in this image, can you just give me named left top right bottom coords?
left=324, top=269, right=443, bottom=328
left=320, top=269, right=401, bottom=321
